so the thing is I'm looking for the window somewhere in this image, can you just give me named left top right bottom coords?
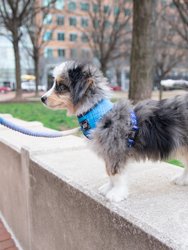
left=70, top=33, right=77, bottom=42
left=70, top=48, right=77, bottom=58
left=68, top=2, right=76, bottom=11
left=161, top=0, right=167, bottom=6
left=42, top=0, right=51, bottom=7
left=43, top=31, right=52, bottom=41
left=104, top=5, right=110, bottom=13
left=57, top=16, right=64, bottom=25
left=104, top=20, right=110, bottom=29
left=170, top=3, right=175, bottom=8
left=43, top=14, right=52, bottom=24
left=55, top=0, right=64, bottom=9
left=93, top=20, right=99, bottom=28
left=81, top=18, right=88, bottom=27
left=81, top=49, right=90, bottom=59
left=104, top=36, right=110, bottom=43
left=93, top=4, right=99, bottom=13
left=81, top=34, right=88, bottom=43
left=124, top=8, right=131, bottom=16
left=114, top=22, right=120, bottom=30
left=58, top=49, right=65, bottom=57
left=57, top=32, right=65, bottom=41
left=69, top=17, right=77, bottom=26
left=44, top=48, right=53, bottom=58
left=114, top=6, right=120, bottom=15
left=80, top=3, right=89, bottom=11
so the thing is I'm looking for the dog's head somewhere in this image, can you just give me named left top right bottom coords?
left=41, top=61, right=110, bottom=115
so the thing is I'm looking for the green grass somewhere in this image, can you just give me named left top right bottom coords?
left=167, top=159, right=184, bottom=168
left=0, top=102, right=77, bottom=131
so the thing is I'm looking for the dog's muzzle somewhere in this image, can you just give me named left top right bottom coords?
left=41, top=96, right=47, bottom=104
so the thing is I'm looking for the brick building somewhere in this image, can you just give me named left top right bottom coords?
left=39, top=0, right=132, bottom=89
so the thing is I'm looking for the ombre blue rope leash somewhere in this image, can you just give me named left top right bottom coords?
left=0, top=116, right=80, bottom=138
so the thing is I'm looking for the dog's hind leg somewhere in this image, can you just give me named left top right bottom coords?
left=172, top=148, right=188, bottom=186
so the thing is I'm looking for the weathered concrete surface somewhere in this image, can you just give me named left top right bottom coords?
left=0, top=114, right=188, bottom=250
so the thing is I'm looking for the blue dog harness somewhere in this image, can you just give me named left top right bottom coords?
left=77, top=99, right=113, bottom=139
left=127, top=111, right=139, bottom=148
left=77, top=99, right=139, bottom=148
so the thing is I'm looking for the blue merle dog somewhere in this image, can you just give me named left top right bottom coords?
left=41, top=61, right=188, bottom=202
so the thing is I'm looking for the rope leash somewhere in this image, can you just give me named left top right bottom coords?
left=0, top=117, right=80, bottom=138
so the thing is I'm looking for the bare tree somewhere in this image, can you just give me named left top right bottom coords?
left=154, top=4, right=184, bottom=93
left=172, top=0, right=188, bottom=47
left=129, top=0, right=156, bottom=103
left=0, top=0, right=34, bottom=99
left=75, top=0, right=131, bottom=75
left=23, top=1, right=56, bottom=96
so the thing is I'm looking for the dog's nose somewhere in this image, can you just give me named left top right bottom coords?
left=41, top=96, right=47, bottom=104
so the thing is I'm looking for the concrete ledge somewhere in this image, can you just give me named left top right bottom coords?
left=0, top=116, right=188, bottom=250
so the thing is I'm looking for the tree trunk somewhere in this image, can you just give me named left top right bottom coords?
left=34, top=53, right=39, bottom=97
left=13, top=34, right=22, bottom=100
left=129, top=0, right=156, bottom=103
left=100, top=61, right=107, bottom=76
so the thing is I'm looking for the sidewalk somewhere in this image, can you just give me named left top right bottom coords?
left=0, top=220, right=18, bottom=250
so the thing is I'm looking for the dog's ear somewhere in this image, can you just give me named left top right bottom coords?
left=71, top=77, right=93, bottom=105
left=68, top=65, right=93, bottom=105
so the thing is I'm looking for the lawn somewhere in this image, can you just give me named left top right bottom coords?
left=0, top=102, right=77, bottom=131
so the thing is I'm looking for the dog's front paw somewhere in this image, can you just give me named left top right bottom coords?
left=99, top=182, right=112, bottom=196
left=172, top=174, right=188, bottom=186
left=106, top=187, right=129, bottom=202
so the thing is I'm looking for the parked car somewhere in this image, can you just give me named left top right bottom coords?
left=21, top=81, right=35, bottom=91
left=0, top=86, right=11, bottom=93
left=161, top=79, right=188, bottom=90
left=109, top=85, right=122, bottom=91
left=21, top=81, right=46, bottom=92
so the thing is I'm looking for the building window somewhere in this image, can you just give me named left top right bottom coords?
left=81, top=18, right=88, bottom=27
left=104, top=20, right=111, bottom=29
left=43, top=14, right=52, bottom=24
left=93, top=20, right=99, bottom=28
left=68, top=2, right=76, bottom=11
left=43, top=31, right=52, bottom=41
left=81, top=49, right=90, bottom=59
left=57, top=16, right=64, bottom=25
left=70, top=33, right=77, bottom=42
left=114, top=22, right=120, bottom=30
left=93, top=4, right=99, bottom=13
left=58, top=49, right=65, bottom=57
left=170, top=3, right=175, bottom=8
left=70, top=48, right=77, bottom=58
left=114, top=6, right=120, bottom=15
left=55, top=0, right=64, bottom=9
left=161, top=0, right=167, bottom=6
left=42, top=0, right=51, bottom=7
left=44, top=48, right=53, bottom=58
left=104, top=5, right=110, bottom=13
left=69, top=17, right=77, bottom=26
left=57, top=32, right=65, bottom=41
left=80, top=3, right=89, bottom=11
left=81, top=34, right=88, bottom=43
left=124, top=8, right=131, bottom=16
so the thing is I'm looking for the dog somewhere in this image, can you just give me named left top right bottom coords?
left=41, top=60, right=188, bottom=202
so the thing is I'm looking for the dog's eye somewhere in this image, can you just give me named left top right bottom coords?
left=55, top=83, right=69, bottom=93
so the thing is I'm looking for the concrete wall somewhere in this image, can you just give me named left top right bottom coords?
left=0, top=115, right=188, bottom=250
